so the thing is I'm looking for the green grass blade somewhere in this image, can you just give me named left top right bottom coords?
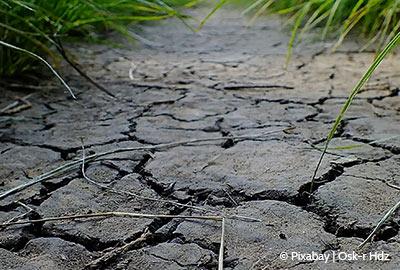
left=322, top=0, right=341, bottom=39
left=242, top=0, right=264, bottom=16
left=198, top=0, right=227, bottom=30
left=1, top=0, right=195, bottom=77
left=248, top=0, right=274, bottom=26
left=299, top=1, right=331, bottom=42
left=310, top=31, right=400, bottom=191
left=285, top=2, right=311, bottom=67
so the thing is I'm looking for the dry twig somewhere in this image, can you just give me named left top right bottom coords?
left=0, top=211, right=223, bottom=228
left=0, top=211, right=226, bottom=269
left=0, top=94, right=33, bottom=115
left=80, top=140, right=259, bottom=222
left=86, top=229, right=152, bottom=269
left=0, top=201, right=34, bottom=231
left=385, top=182, right=400, bottom=191
left=359, top=198, right=400, bottom=249
left=219, top=217, right=226, bottom=270
left=0, top=210, right=226, bottom=270
left=55, top=40, right=116, bottom=99
left=221, top=83, right=293, bottom=90
left=0, top=128, right=289, bottom=201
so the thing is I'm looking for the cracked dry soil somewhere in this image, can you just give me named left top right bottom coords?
left=1, top=7, right=400, bottom=270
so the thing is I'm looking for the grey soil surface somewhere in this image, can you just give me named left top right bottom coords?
left=1, top=6, right=400, bottom=270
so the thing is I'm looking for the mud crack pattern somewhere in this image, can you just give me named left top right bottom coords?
left=1, top=7, right=400, bottom=270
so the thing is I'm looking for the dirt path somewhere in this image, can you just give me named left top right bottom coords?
left=1, top=6, right=400, bottom=270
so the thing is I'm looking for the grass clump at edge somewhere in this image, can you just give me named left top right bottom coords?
left=0, top=0, right=198, bottom=78
left=236, top=0, right=400, bottom=64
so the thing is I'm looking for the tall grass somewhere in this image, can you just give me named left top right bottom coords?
left=239, top=0, right=400, bottom=63
left=0, top=0, right=197, bottom=78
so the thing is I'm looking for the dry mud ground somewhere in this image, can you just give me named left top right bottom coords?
left=1, top=6, right=400, bottom=270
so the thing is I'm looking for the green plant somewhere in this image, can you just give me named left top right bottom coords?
left=0, top=0, right=198, bottom=78
left=239, top=0, right=400, bottom=64
left=311, top=31, right=400, bottom=191
left=310, top=31, right=400, bottom=248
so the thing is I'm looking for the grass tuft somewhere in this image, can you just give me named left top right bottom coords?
left=238, top=0, right=400, bottom=60
left=0, top=0, right=197, bottom=78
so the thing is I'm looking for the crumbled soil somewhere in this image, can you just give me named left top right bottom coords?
left=1, top=6, right=400, bottom=270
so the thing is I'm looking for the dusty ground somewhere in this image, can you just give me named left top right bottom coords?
left=1, top=6, right=400, bottom=270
